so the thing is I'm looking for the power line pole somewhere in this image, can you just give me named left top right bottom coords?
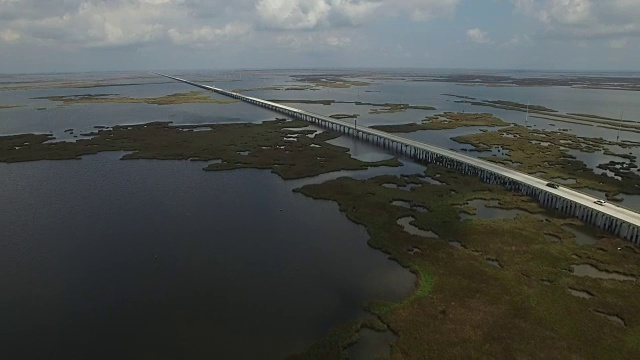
left=617, top=112, right=623, bottom=143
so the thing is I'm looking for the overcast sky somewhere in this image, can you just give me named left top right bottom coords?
left=1, top=0, right=639, bottom=73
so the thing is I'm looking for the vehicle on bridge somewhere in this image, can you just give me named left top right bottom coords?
left=546, top=182, right=560, bottom=189
left=594, top=200, right=607, bottom=206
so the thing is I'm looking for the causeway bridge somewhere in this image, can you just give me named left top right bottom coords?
left=157, top=73, right=640, bottom=244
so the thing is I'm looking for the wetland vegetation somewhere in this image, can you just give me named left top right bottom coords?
left=452, top=125, right=640, bottom=198
left=412, top=73, right=640, bottom=91
left=35, top=91, right=239, bottom=106
left=232, top=85, right=317, bottom=93
left=0, top=119, right=400, bottom=179
left=450, top=96, right=640, bottom=133
left=329, top=114, right=359, bottom=120
left=485, top=100, right=557, bottom=112
left=269, top=99, right=435, bottom=114
left=370, top=111, right=639, bottom=198
left=372, top=112, right=508, bottom=132
left=291, top=75, right=371, bottom=88
left=293, top=165, right=640, bottom=359
left=0, top=78, right=173, bottom=91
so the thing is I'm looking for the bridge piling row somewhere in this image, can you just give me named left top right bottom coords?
left=236, top=93, right=640, bottom=244
left=165, top=77, right=640, bottom=245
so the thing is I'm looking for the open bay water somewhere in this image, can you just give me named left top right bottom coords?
left=0, top=153, right=414, bottom=359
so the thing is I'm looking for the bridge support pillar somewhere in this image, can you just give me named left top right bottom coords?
left=167, top=77, right=640, bottom=245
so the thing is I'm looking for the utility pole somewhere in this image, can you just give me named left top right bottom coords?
left=617, top=112, right=623, bottom=143
left=525, top=100, right=529, bottom=127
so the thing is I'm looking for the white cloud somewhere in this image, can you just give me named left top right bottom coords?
left=515, top=0, right=640, bottom=39
left=513, top=0, right=537, bottom=15
left=330, top=0, right=383, bottom=25
left=76, top=2, right=167, bottom=47
left=500, top=34, right=533, bottom=47
left=364, top=0, right=461, bottom=22
left=256, top=0, right=332, bottom=30
left=255, top=0, right=382, bottom=30
left=467, top=28, right=490, bottom=44
left=276, top=32, right=352, bottom=50
left=609, top=38, right=628, bottom=49
left=324, top=35, right=351, bottom=47
left=0, top=0, right=469, bottom=72
left=0, top=0, right=253, bottom=48
left=277, top=33, right=312, bottom=49
left=0, top=28, right=21, bottom=42
left=168, top=22, right=251, bottom=45
left=254, top=0, right=462, bottom=30
left=0, top=0, right=462, bottom=49
left=399, top=0, right=461, bottom=21
left=538, top=0, right=591, bottom=25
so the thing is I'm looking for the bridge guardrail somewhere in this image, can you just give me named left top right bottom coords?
left=155, top=73, right=640, bottom=222
left=255, top=95, right=640, bottom=217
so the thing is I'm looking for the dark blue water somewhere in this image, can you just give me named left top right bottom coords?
left=0, top=153, right=414, bottom=359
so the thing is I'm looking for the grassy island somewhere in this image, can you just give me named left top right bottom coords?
left=35, top=91, right=239, bottom=106
left=372, top=112, right=509, bottom=132
left=329, top=114, right=360, bottom=120
left=0, top=119, right=400, bottom=179
left=369, top=112, right=638, bottom=198
left=486, top=100, right=557, bottom=112
left=269, top=99, right=436, bottom=114
left=451, top=97, right=640, bottom=133
left=292, top=75, right=371, bottom=89
left=452, top=125, right=640, bottom=198
left=292, top=165, right=640, bottom=359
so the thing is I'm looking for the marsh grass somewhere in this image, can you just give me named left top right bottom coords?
left=372, top=112, right=508, bottom=132
left=293, top=165, right=640, bottom=359
left=35, top=91, right=239, bottom=106
left=0, top=119, right=400, bottom=179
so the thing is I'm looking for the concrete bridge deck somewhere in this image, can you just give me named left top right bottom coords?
left=156, top=73, right=640, bottom=244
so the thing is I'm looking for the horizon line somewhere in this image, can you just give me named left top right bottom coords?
left=3, top=66, right=640, bottom=76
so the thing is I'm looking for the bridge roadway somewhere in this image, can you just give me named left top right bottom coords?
left=156, top=73, right=640, bottom=244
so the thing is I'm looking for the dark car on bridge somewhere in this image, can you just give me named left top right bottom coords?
left=546, top=182, right=560, bottom=189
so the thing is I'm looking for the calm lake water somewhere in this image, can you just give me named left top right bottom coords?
left=1, top=69, right=639, bottom=358
left=0, top=153, right=414, bottom=359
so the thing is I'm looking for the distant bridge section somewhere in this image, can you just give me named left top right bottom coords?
left=156, top=73, right=640, bottom=244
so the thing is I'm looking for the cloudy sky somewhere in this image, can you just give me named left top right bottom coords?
left=1, top=0, right=639, bottom=73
